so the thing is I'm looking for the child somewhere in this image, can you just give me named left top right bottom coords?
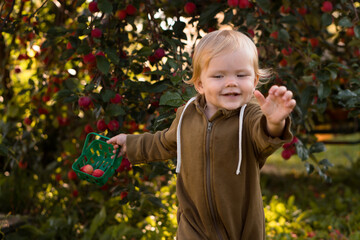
left=107, top=29, right=296, bottom=240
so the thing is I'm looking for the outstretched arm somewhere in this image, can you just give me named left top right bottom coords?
left=253, top=85, right=296, bottom=137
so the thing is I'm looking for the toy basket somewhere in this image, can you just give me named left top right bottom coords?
left=72, top=132, right=122, bottom=186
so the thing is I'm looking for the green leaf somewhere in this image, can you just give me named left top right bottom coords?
left=354, top=25, right=360, bottom=38
left=143, top=82, right=168, bottom=93
left=199, top=3, right=222, bottom=26
left=106, top=104, right=126, bottom=116
left=170, top=74, right=182, bottom=85
left=105, top=48, right=120, bottom=65
left=148, top=196, right=166, bottom=209
left=318, top=82, right=331, bottom=99
left=173, top=21, right=186, bottom=39
left=296, top=140, right=309, bottom=161
left=319, top=158, right=334, bottom=168
left=96, top=55, right=110, bottom=74
left=64, top=78, right=79, bottom=90
left=309, top=142, right=326, bottom=154
left=0, top=143, right=8, bottom=156
left=55, top=89, right=73, bottom=100
left=338, top=17, right=353, bottom=27
left=279, top=29, right=290, bottom=42
left=76, top=42, right=91, bottom=55
left=305, top=162, right=314, bottom=174
left=223, top=10, right=235, bottom=25
left=280, top=15, right=298, bottom=24
left=137, top=47, right=153, bottom=57
left=256, top=0, right=270, bottom=12
left=321, top=13, right=333, bottom=27
left=98, top=0, right=112, bottom=13
left=166, top=58, right=178, bottom=70
left=336, top=89, right=356, bottom=101
left=85, top=83, right=95, bottom=92
left=159, top=91, right=184, bottom=107
left=101, top=89, right=116, bottom=102
left=60, top=49, right=75, bottom=61
left=83, top=206, right=106, bottom=240
left=300, top=86, right=316, bottom=111
left=316, top=70, right=330, bottom=82
left=77, top=15, right=88, bottom=23
left=47, top=26, right=67, bottom=36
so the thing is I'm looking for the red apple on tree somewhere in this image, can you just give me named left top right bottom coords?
left=84, top=124, right=94, bottom=134
left=18, top=160, right=28, bottom=169
left=116, top=10, right=127, bottom=20
left=89, top=1, right=99, bottom=13
left=97, top=119, right=108, bottom=131
left=83, top=53, right=96, bottom=64
left=72, top=190, right=79, bottom=197
left=108, top=120, right=120, bottom=131
left=280, top=6, right=291, bottom=14
left=154, top=48, right=165, bottom=60
left=270, top=31, right=278, bottom=39
left=120, top=191, right=128, bottom=200
left=279, top=59, right=287, bottom=67
left=281, top=47, right=292, bottom=56
left=126, top=4, right=137, bottom=15
left=67, top=170, right=78, bottom=180
left=24, top=117, right=32, bottom=125
left=110, top=93, right=122, bottom=104
left=227, top=0, right=238, bottom=8
left=184, top=2, right=196, bottom=14
left=247, top=29, right=255, bottom=38
left=297, top=7, right=307, bottom=16
left=116, top=157, right=132, bottom=172
left=281, top=149, right=293, bottom=160
left=346, top=27, right=354, bottom=37
left=238, top=0, right=250, bottom=9
left=78, top=96, right=92, bottom=109
left=91, top=28, right=102, bottom=38
left=309, top=38, right=319, bottom=48
left=321, top=1, right=333, bottom=13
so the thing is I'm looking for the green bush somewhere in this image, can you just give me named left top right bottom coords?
left=1, top=0, right=359, bottom=239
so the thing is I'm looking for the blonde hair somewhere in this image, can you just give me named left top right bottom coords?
left=185, top=29, right=271, bottom=87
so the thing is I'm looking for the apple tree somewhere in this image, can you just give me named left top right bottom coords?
left=0, top=0, right=359, bottom=239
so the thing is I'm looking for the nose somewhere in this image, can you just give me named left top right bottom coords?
left=225, top=75, right=237, bottom=87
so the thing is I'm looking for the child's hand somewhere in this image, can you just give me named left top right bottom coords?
left=107, top=134, right=127, bottom=158
left=254, top=85, right=296, bottom=136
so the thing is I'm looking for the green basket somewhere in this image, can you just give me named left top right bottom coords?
left=72, top=132, right=122, bottom=186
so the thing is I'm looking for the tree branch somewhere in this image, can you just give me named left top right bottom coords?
left=0, top=0, right=15, bottom=33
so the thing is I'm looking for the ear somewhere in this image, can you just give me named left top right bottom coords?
left=194, top=80, right=204, bottom=94
left=254, top=75, right=260, bottom=86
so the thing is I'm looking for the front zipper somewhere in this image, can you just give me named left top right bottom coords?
left=205, top=121, right=223, bottom=240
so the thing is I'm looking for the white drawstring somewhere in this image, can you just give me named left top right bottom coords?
left=176, top=97, right=197, bottom=173
left=236, top=104, right=247, bottom=175
left=176, top=97, right=246, bottom=175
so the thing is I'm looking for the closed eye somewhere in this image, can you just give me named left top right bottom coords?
left=213, top=75, right=223, bottom=78
left=237, top=74, right=248, bottom=78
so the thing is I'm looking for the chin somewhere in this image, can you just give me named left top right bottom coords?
left=223, top=104, right=243, bottom=110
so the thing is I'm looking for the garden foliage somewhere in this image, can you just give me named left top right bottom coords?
left=0, top=0, right=359, bottom=239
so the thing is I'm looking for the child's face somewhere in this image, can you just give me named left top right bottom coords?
left=196, top=48, right=258, bottom=114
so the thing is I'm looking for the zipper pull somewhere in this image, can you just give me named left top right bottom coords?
left=207, top=122, right=213, bottom=131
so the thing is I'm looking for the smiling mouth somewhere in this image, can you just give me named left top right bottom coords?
left=223, top=93, right=240, bottom=96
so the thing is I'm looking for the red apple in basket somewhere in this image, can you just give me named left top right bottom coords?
left=92, top=169, right=104, bottom=178
left=80, top=164, right=94, bottom=174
